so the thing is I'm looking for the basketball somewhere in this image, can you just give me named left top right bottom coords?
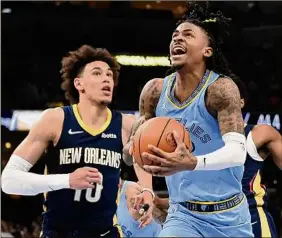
left=132, top=117, right=192, bottom=167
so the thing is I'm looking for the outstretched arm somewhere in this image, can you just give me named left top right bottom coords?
left=2, top=108, right=100, bottom=195
left=252, top=124, right=282, bottom=169
left=1, top=109, right=70, bottom=195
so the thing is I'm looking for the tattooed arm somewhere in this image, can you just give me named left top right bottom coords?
left=122, top=78, right=164, bottom=166
left=206, top=77, right=245, bottom=135
left=193, top=77, right=247, bottom=170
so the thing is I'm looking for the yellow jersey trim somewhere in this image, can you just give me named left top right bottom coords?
left=253, top=171, right=271, bottom=237
left=72, top=104, right=112, bottom=136
left=166, top=70, right=212, bottom=109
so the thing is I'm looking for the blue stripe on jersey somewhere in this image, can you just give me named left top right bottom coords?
left=42, top=105, right=123, bottom=231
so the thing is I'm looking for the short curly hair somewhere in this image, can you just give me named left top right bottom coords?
left=60, top=45, right=120, bottom=104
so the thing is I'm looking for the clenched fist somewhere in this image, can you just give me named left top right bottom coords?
left=69, top=167, right=101, bottom=190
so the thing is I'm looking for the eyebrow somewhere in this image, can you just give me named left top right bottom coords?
left=91, top=67, right=113, bottom=72
left=173, top=28, right=195, bottom=35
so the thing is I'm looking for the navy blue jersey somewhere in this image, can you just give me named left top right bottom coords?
left=42, top=104, right=123, bottom=232
left=242, top=124, right=267, bottom=209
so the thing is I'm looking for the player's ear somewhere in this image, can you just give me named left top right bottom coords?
left=203, top=46, right=213, bottom=58
left=74, top=77, right=84, bottom=91
left=240, top=99, right=245, bottom=109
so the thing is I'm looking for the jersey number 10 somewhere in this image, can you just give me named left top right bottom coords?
left=73, top=172, right=104, bottom=203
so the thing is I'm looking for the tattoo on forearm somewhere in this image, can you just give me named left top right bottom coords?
left=207, top=78, right=244, bottom=135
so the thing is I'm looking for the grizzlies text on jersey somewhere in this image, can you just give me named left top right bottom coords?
left=42, top=104, right=123, bottom=233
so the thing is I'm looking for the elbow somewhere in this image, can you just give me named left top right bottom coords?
left=1, top=172, right=14, bottom=195
left=2, top=182, right=14, bottom=195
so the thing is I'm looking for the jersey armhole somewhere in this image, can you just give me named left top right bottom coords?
left=53, top=107, right=66, bottom=147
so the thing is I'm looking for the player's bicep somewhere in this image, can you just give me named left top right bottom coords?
left=13, top=109, right=60, bottom=165
left=208, top=78, right=244, bottom=135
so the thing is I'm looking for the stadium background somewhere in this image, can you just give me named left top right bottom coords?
left=1, top=1, right=282, bottom=237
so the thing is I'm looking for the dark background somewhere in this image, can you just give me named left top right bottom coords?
left=1, top=1, right=282, bottom=237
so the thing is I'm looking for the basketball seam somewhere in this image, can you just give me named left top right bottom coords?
left=156, top=118, right=172, bottom=149
left=138, top=127, right=145, bottom=166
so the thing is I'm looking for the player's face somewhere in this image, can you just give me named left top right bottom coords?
left=169, top=22, right=213, bottom=69
left=76, top=61, right=114, bottom=106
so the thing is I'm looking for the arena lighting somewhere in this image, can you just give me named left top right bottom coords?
left=5, top=142, right=12, bottom=149
left=2, top=111, right=280, bottom=131
left=115, top=55, right=170, bottom=67
left=2, top=8, right=12, bottom=14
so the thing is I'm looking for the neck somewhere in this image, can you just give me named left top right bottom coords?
left=77, top=98, right=108, bottom=129
left=174, top=63, right=207, bottom=103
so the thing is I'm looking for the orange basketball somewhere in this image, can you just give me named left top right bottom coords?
left=132, top=117, right=192, bottom=167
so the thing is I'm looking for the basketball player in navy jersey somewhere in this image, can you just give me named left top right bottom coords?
left=124, top=2, right=254, bottom=237
left=2, top=45, right=153, bottom=238
left=234, top=78, right=282, bottom=237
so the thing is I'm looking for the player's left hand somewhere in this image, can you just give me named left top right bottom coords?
left=133, top=190, right=154, bottom=228
left=142, top=130, right=197, bottom=176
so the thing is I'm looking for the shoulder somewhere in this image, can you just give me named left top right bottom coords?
left=141, top=78, right=164, bottom=95
left=252, top=124, right=280, bottom=141
left=36, top=107, right=64, bottom=127
left=27, top=107, right=64, bottom=142
left=206, top=77, right=240, bottom=110
left=208, top=77, right=238, bottom=97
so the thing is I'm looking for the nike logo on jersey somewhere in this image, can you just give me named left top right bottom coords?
left=101, top=133, right=117, bottom=139
left=100, top=230, right=110, bottom=236
left=68, top=129, right=84, bottom=135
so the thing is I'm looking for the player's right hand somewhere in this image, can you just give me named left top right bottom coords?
left=69, top=167, right=101, bottom=190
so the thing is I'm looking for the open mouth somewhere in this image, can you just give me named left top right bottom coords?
left=171, top=45, right=187, bottom=56
left=101, top=85, right=111, bottom=93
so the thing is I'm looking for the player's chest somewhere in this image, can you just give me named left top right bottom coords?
left=58, top=145, right=122, bottom=170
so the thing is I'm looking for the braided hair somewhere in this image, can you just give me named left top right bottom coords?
left=168, top=1, right=238, bottom=80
